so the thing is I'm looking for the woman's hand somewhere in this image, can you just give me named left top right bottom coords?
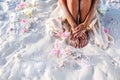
left=69, top=32, right=88, bottom=48
left=71, top=23, right=87, bottom=39
left=69, top=22, right=88, bottom=48
left=74, top=23, right=87, bottom=32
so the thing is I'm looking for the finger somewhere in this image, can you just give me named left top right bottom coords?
left=82, top=32, right=87, bottom=40
left=74, top=27, right=79, bottom=31
left=74, top=28, right=81, bottom=34
left=73, top=30, right=83, bottom=39
left=74, top=31, right=82, bottom=39
left=79, top=34, right=84, bottom=40
left=75, top=26, right=82, bottom=31
left=73, top=27, right=81, bottom=34
left=81, top=33, right=86, bottom=39
left=79, top=35, right=83, bottom=39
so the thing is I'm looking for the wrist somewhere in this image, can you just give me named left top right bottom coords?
left=71, top=25, right=76, bottom=31
left=82, top=22, right=88, bottom=30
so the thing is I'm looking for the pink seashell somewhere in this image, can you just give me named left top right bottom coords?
left=16, top=2, right=26, bottom=10
left=15, top=6, right=19, bottom=10
left=21, top=19, right=27, bottom=23
left=19, top=2, right=26, bottom=7
left=22, top=29, right=27, bottom=33
left=104, top=29, right=109, bottom=33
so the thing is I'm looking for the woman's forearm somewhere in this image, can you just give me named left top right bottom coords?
left=59, top=0, right=77, bottom=29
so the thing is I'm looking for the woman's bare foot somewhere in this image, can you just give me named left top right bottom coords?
left=69, top=32, right=88, bottom=48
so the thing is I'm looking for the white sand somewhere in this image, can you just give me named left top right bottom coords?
left=0, top=0, right=120, bottom=80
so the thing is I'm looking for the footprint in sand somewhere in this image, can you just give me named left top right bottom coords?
left=0, top=1, right=8, bottom=20
left=0, top=11, right=5, bottom=20
left=112, top=57, right=120, bottom=67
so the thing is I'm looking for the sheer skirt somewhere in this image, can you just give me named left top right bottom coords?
left=45, top=2, right=114, bottom=49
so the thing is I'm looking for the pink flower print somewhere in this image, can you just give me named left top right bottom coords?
left=57, top=31, right=70, bottom=39
left=54, top=40, right=60, bottom=49
left=57, top=31, right=63, bottom=37
left=63, top=31, right=70, bottom=38
left=51, top=40, right=62, bottom=57
left=104, top=28, right=109, bottom=33
left=52, top=49, right=61, bottom=57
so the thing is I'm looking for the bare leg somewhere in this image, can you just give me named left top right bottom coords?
left=69, top=0, right=92, bottom=48
left=61, top=0, right=79, bottom=31
left=80, top=0, right=92, bottom=22
left=67, top=0, right=79, bottom=23
left=59, top=0, right=96, bottom=48
left=59, top=0, right=77, bottom=29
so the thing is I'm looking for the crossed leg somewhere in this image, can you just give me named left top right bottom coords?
left=66, top=0, right=91, bottom=48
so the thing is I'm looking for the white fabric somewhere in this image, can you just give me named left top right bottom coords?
left=45, top=2, right=114, bottom=49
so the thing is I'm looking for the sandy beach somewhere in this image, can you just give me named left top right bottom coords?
left=0, top=0, right=120, bottom=80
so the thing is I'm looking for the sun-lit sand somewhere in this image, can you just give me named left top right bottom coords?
left=0, top=0, right=120, bottom=80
